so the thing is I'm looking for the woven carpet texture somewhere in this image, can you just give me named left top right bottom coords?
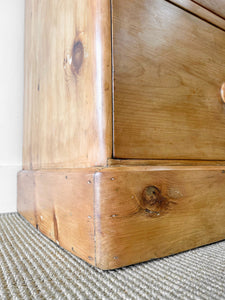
left=0, top=213, right=224, bottom=300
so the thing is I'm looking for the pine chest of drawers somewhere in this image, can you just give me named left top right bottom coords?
left=18, top=0, right=225, bottom=269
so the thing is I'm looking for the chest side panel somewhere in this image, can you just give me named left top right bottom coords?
left=23, top=0, right=112, bottom=169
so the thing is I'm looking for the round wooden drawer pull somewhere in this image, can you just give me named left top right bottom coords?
left=221, top=82, right=225, bottom=104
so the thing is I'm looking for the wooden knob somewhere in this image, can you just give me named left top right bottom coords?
left=221, top=83, right=225, bottom=104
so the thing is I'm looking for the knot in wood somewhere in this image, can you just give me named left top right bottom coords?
left=140, top=186, right=170, bottom=218
left=142, top=186, right=160, bottom=206
left=72, top=40, right=84, bottom=75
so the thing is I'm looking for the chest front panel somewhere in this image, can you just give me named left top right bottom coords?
left=113, top=0, right=225, bottom=160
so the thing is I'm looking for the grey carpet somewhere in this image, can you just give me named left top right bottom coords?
left=0, top=213, right=224, bottom=300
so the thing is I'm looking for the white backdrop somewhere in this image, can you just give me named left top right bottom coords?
left=0, top=2, right=24, bottom=212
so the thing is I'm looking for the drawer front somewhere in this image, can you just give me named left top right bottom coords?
left=113, top=0, right=225, bottom=160
left=194, top=0, right=225, bottom=19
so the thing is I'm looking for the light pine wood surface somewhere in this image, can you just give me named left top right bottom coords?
left=168, top=0, right=225, bottom=30
left=18, top=166, right=225, bottom=270
left=18, top=169, right=96, bottom=266
left=192, top=0, right=225, bottom=20
left=108, top=159, right=225, bottom=167
left=18, top=171, right=36, bottom=227
left=23, top=0, right=112, bottom=170
left=95, top=166, right=225, bottom=269
left=19, top=0, right=225, bottom=270
left=113, top=0, right=225, bottom=160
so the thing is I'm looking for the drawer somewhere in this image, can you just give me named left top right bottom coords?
left=194, top=0, right=225, bottom=19
left=168, top=0, right=225, bottom=30
left=113, top=0, right=225, bottom=160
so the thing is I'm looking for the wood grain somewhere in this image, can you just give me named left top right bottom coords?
left=18, top=169, right=96, bottom=266
left=23, top=0, right=112, bottom=169
left=19, top=0, right=225, bottom=270
left=168, top=0, right=225, bottom=30
left=192, top=0, right=225, bottom=20
left=108, top=159, right=225, bottom=167
left=18, top=165, right=225, bottom=270
left=17, top=171, right=36, bottom=227
left=95, top=166, right=225, bottom=269
left=113, top=0, right=225, bottom=160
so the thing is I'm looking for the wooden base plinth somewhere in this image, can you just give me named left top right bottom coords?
left=18, top=166, right=225, bottom=270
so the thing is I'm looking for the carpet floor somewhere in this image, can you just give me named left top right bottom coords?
left=0, top=213, right=224, bottom=300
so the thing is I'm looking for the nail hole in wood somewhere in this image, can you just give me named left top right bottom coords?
left=221, top=82, right=225, bottom=104
left=111, top=214, right=118, bottom=218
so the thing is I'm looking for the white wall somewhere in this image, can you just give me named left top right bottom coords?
left=0, top=2, right=24, bottom=212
